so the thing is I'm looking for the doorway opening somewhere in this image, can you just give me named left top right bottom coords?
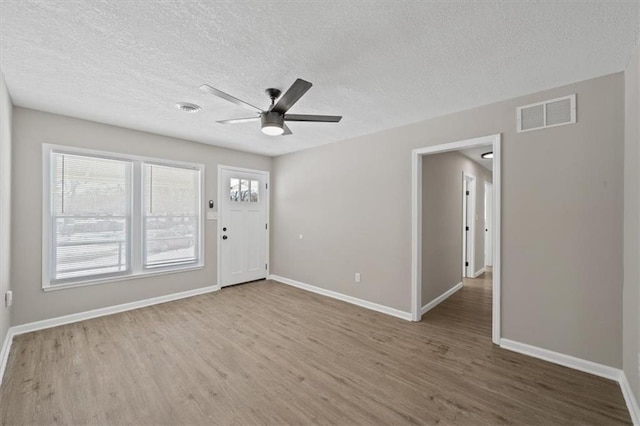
left=411, top=134, right=501, bottom=344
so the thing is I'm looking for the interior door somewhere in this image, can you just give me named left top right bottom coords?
left=219, top=167, right=268, bottom=287
left=464, top=179, right=470, bottom=277
left=484, top=182, right=493, bottom=266
left=462, top=174, right=475, bottom=278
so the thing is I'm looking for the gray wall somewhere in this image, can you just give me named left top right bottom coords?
left=272, top=72, right=624, bottom=368
left=11, top=108, right=271, bottom=325
left=623, top=41, right=640, bottom=403
left=0, top=71, right=12, bottom=345
left=421, top=151, right=492, bottom=306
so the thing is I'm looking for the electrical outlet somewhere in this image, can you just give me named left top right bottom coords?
left=355, top=273, right=361, bottom=283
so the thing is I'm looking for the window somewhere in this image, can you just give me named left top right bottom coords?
left=144, top=164, right=199, bottom=268
left=44, top=145, right=203, bottom=289
left=52, top=153, right=131, bottom=282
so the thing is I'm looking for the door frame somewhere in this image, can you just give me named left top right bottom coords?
left=217, top=165, right=270, bottom=288
left=411, top=134, right=501, bottom=345
left=462, top=172, right=476, bottom=278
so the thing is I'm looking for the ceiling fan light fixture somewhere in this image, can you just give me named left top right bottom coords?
left=261, top=124, right=284, bottom=136
left=481, top=151, right=494, bottom=159
left=261, top=111, right=284, bottom=136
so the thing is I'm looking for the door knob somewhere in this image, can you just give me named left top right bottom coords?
left=222, top=235, right=228, bottom=240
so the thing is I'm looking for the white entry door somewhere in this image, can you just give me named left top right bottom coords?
left=219, top=166, right=269, bottom=287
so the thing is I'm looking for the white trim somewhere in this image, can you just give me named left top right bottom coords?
left=217, top=165, right=270, bottom=288
left=500, top=338, right=621, bottom=381
left=411, top=133, right=502, bottom=345
left=501, top=338, right=639, bottom=424
left=0, top=284, right=219, bottom=385
left=43, top=143, right=204, bottom=170
left=473, top=267, right=486, bottom=278
left=491, top=136, right=502, bottom=345
left=411, top=149, right=422, bottom=321
left=0, top=328, right=14, bottom=385
left=11, top=284, right=219, bottom=336
left=620, top=371, right=640, bottom=425
left=269, top=275, right=412, bottom=321
left=421, top=282, right=463, bottom=316
left=42, top=265, right=204, bottom=292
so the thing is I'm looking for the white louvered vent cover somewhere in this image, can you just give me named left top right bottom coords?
left=517, top=94, right=576, bottom=133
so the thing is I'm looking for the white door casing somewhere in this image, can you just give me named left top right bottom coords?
left=411, top=133, right=501, bottom=345
left=218, top=166, right=269, bottom=287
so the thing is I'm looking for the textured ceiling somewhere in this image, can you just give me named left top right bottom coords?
left=0, top=1, right=638, bottom=156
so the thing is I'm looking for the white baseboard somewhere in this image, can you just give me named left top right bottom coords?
left=500, top=338, right=621, bottom=381
left=421, top=282, right=463, bottom=316
left=0, top=328, right=14, bottom=387
left=269, top=275, right=412, bottom=321
left=620, top=371, right=640, bottom=425
left=1, top=284, right=220, bottom=385
left=500, top=338, right=640, bottom=423
left=473, top=267, right=486, bottom=278
left=11, top=284, right=220, bottom=336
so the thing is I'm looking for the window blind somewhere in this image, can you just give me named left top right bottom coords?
left=51, top=152, right=131, bottom=282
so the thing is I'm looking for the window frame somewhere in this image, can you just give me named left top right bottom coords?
left=141, top=161, right=202, bottom=270
left=42, top=144, right=204, bottom=291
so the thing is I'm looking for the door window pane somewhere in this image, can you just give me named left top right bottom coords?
left=230, top=178, right=240, bottom=202
left=240, top=179, right=249, bottom=202
left=250, top=180, right=259, bottom=202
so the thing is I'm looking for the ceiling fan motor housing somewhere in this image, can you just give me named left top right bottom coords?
left=261, top=111, right=284, bottom=128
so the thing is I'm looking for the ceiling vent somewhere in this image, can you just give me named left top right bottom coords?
left=517, top=94, right=576, bottom=133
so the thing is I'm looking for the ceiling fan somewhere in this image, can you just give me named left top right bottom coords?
left=199, top=78, right=342, bottom=136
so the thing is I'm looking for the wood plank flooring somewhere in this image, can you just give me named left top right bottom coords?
left=0, top=272, right=632, bottom=425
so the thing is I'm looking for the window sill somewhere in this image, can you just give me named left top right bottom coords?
left=42, top=264, right=205, bottom=292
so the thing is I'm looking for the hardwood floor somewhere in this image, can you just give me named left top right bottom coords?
left=0, top=272, right=632, bottom=425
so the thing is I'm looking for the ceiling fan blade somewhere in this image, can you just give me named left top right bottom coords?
left=216, top=117, right=261, bottom=124
left=284, top=114, right=342, bottom=123
left=282, top=123, right=293, bottom=135
left=271, top=79, right=313, bottom=114
left=199, top=84, right=263, bottom=114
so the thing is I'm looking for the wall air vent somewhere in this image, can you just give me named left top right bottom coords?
left=517, top=94, right=576, bottom=133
